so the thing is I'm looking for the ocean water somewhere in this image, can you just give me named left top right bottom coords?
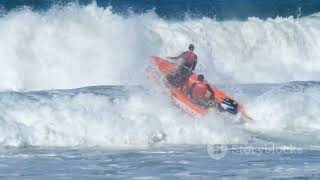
left=0, top=0, right=320, bottom=179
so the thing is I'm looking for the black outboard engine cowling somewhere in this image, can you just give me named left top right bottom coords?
left=220, top=98, right=238, bottom=114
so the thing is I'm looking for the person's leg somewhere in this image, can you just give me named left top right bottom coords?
left=179, top=65, right=192, bottom=89
left=166, top=65, right=186, bottom=88
left=191, top=99, right=204, bottom=107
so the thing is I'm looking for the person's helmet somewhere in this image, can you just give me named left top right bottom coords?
left=198, top=74, right=204, bottom=82
left=189, top=44, right=195, bottom=50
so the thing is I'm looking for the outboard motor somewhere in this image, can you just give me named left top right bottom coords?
left=219, top=98, right=238, bottom=114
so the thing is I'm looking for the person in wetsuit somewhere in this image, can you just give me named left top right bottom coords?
left=166, top=44, right=198, bottom=87
left=170, top=44, right=197, bottom=72
left=188, top=74, right=215, bottom=108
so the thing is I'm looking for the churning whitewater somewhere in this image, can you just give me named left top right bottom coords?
left=0, top=86, right=248, bottom=147
left=0, top=3, right=320, bottom=90
left=0, top=3, right=319, bottom=148
left=0, top=82, right=319, bottom=147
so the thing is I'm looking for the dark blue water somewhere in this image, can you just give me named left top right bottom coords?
left=1, top=0, right=320, bottom=20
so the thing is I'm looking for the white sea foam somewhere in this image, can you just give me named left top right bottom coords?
left=0, top=3, right=319, bottom=90
left=0, top=87, right=246, bottom=147
left=0, top=3, right=319, bottom=147
left=245, top=83, right=320, bottom=144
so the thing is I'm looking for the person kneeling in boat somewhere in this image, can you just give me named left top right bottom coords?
left=188, top=74, right=215, bottom=109
left=166, top=44, right=197, bottom=87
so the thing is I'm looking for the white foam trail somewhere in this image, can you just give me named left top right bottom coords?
left=245, top=84, right=320, bottom=144
left=0, top=82, right=319, bottom=147
left=0, top=88, right=247, bottom=147
left=0, top=4, right=319, bottom=90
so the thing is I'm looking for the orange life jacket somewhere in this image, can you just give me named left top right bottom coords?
left=191, top=81, right=208, bottom=100
left=183, top=51, right=196, bottom=65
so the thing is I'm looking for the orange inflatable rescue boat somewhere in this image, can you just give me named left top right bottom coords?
left=150, top=56, right=252, bottom=122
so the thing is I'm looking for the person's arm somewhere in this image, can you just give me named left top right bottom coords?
left=207, top=84, right=215, bottom=100
left=188, top=82, right=196, bottom=96
left=167, top=52, right=185, bottom=60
